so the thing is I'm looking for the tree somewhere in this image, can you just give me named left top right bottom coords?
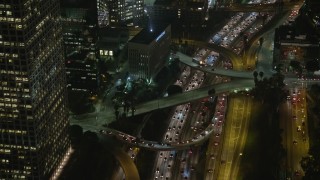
left=68, top=91, right=95, bottom=115
left=259, top=71, right=264, bottom=79
left=167, top=85, right=183, bottom=96
left=290, top=60, right=303, bottom=74
left=305, top=59, right=320, bottom=72
left=301, top=128, right=320, bottom=179
left=69, top=125, right=83, bottom=148
left=208, top=88, right=215, bottom=96
left=253, top=71, right=258, bottom=78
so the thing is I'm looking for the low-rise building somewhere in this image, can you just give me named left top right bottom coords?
left=128, top=24, right=171, bottom=80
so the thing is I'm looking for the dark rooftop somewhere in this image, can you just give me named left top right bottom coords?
left=98, top=27, right=129, bottom=37
left=60, top=0, right=97, bottom=9
left=154, top=0, right=177, bottom=6
left=129, top=24, right=169, bottom=44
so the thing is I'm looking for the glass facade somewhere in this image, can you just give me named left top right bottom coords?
left=0, top=0, right=70, bottom=179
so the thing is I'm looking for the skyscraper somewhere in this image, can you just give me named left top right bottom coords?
left=107, top=0, right=144, bottom=27
left=0, top=1, right=70, bottom=179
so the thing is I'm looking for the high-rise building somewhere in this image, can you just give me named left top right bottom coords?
left=0, top=1, right=70, bottom=179
left=97, top=0, right=110, bottom=27
left=149, top=0, right=208, bottom=23
left=60, top=0, right=99, bottom=94
left=107, top=0, right=144, bottom=27
left=60, top=0, right=98, bottom=54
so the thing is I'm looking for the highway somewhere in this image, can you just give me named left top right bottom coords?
left=219, top=1, right=304, bottom=12
left=68, top=1, right=320, bottom=180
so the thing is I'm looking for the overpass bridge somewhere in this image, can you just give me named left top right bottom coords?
left=216, top=1, right=303, bottom=12
left=70, top=77, right=320, bottom=146
left=73, top=76, right=319, bottom=152
left=172, top=39, right=243, bottom=70
left=70, top=79, right=256, bottom=130
left=70, top=0, right=316, bottom=151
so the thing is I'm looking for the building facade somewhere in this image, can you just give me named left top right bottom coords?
left=97, top=0, right=109, bottom=27
left=107, top=0, right=144, bottom=27
left=149, top=0, right=208, bottom=25
left=60, top=0, right=99, bottom=94
left=60, top=0, right=98, bottom=55
left=0, top=0, right=69, bottom=179
left=128, top=24, right=171, bottom=80
left=273, top=23, right=320, bottom=74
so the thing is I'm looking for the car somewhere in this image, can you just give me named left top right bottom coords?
left=297, top=126, right=301, bottom=132
left=214, top=142, right=219, bottom=146
left=210, top=154, right=215, bottom=159
left=208, top=169, right=213, bottom=173
left=293, top=140, right=297, bottom=145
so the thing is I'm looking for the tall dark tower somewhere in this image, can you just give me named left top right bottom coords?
left=0, top=1, right=70, bottom=179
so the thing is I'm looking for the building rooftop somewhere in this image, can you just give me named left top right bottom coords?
left=60, top=0, right=97, bottom=9
left=98, top=27, right=129, bottom=38
left=154, top=0, right=177, bottom=6
left=129, top=24, right=169, bottom=44
left=277, top=15, right=319, bottom=44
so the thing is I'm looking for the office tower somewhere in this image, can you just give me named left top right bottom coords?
left=97, top=0, right=109, bottom=27
left=60, top=0, right=99, bottom=94
left=128, top=24, right=171, bottom=80
left=60, top=0, right=98, bottom=54
left=150, top=0, right=208, bottom=23
left=108, top=0, right=144, bottom=27
left=0, top=1, right=70, bottom=179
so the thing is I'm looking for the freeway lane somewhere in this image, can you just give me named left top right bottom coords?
left=220, top=1, right=304, bottom=12
left=217, top=95, right=253, bottom=180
